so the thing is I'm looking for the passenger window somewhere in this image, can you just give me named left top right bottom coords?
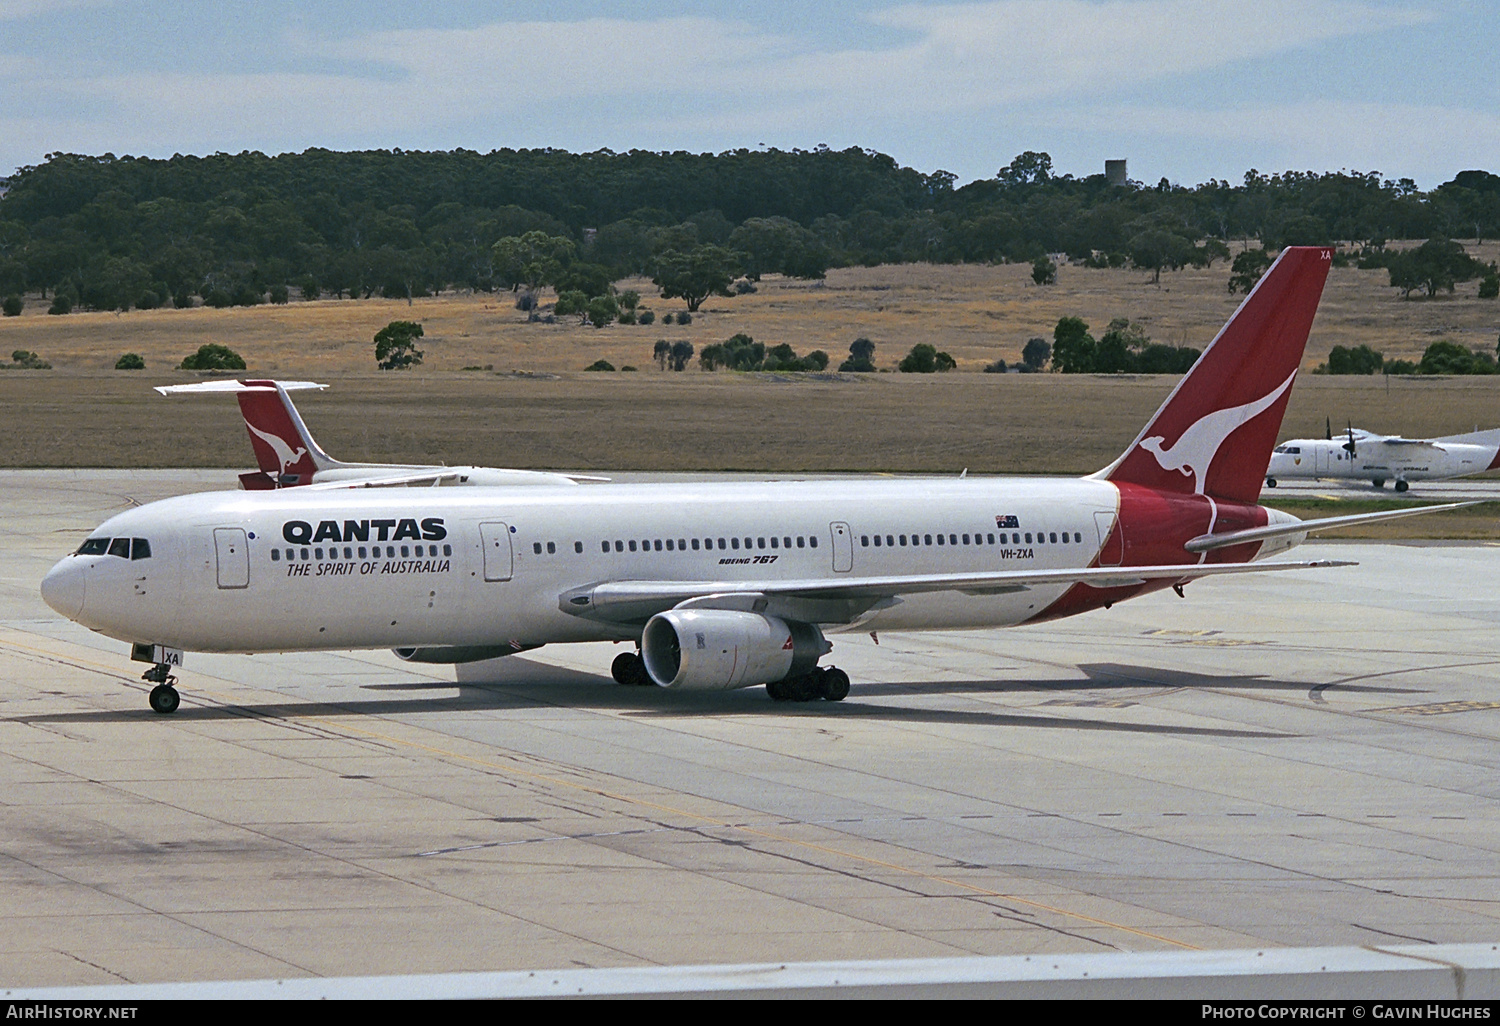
left=401, top=546, right=410, bottom=558
left=533, top=542, right=542, bottom=555
left=107, top=538, right=131, bottom=558
left=315, top=547, right=325, bottom=560
left=575, top=542, right=583, bottom=554
left=302, top=548, right=310, bottom=560
left=359, top=546, right=367, bottom=558
left=547, top=542, right=556, bottom=554
left=935, top=534, right=944, bottom=546
left=873, top=535, right=882, bottom=547
left=949, top=534, right=957, bottom=545
left=783, top=537, right=792, bottom=548
left=744, top=538, right=752, bottom=549
left=1050, top=533, right=1057, bottom=544
left=666, top=539, right=674, bottom=551
left=718, top=538, right=726, bottom=549
left=691, top=539, right=700, bottom=550
left=678, top=539, right=686, bottom=550
left=271, top=549, right=280, bottom=562
left=77, top=538, right=110, bottom=556
left=797, top=537, right=805, bottom=548
left=731, top=538, right=739, bottom=550
left=444, top=545, right=452, bottom=556
left=861, top=536, right=869, bottom=546
left=987, top=533, right=995, bottom=544
left=899, top=535, right=907, bottom=546
left=654, top=539, right=662, bottom=551
left=769, top=537, right=778, bottom=549
left=885, top=535, right=893, bottom=547
left=131, top=538, right=151, bottom=560
left=962, top=534, right=970, bottom=545
left=809, top=536, right=817, bottom=548
left=1025, top=533, right=1032, bottom=544
left=924, top=534, right=932, bottom=545
left=629, top=540, right=638, bottom=552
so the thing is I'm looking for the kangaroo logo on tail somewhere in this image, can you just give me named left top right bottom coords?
left=245, top=420, right=308, bottom=481
left=1138, top=371, right=1296, bottom=495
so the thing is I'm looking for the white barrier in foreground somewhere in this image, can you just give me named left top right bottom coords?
left=7, top=943, right=1500, bottom=1000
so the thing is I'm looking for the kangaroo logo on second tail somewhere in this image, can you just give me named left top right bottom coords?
left=1138, top=371, right=1296, bottom=494
left=245, top=420, right=308, bottom=480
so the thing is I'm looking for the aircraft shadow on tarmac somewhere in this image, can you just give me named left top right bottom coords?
left=9, top=659, right=1425, bottom=738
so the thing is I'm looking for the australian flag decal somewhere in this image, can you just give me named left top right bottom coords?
left=995, top=515, right=1019, bottom=529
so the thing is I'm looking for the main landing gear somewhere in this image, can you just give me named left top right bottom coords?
left=767, top=667, right=850, bottom=703
left=142, top=663, right=180, bottom=714
left=611, top=651, right=652, bottom=686
left=1394, top=480, right=1409, bottom=493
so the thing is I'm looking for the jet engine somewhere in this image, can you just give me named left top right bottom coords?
left=640, top=609, right=828, bottom=690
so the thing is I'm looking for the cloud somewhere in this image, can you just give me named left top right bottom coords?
left=0, top=0, right=113, bottom=20
left=0, top=1, right=1468, bottom=184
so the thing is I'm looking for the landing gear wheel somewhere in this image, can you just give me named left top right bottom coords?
left=1372, top=479, right=1386, bottom=489
left=611, top=652, right=650, bottom=686
left=785, top=673, right=821, bottom=702
left=766, top=679, right=790, bottom=701
left=1395, top=480, right=1409, bottom=493
left=1265, top=477, right=1276, bottom=488
left=148, top=684, right=180, bottom=715
left=819, top=667, right=850, bottom=702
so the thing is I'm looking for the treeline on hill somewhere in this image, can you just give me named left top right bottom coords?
left=0, top=147, right=1498, bottom=314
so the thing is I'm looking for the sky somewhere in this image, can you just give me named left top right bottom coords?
left=0, top=0, right=1495, bottom=189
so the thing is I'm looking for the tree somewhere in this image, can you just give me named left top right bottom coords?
left=1051, top=317, right=1096, bottom=373
left=584, top=294, right=618, bottom=328
left=1, top=295, right=20, bottom=317
left=898, top=343, right=954, bottom=373
left=179, top=343, right=245, bottom=371
left=10, top=349, right=50, bottom=369
left=1127, top=228, right=1195, bottom=284
left=374, top=321, right=424, bottom=370
left=654, top=339, right=671, bottom=370
left=839, top=337, right=876, bottom=372
left=1022, top=337, right=1051, bottom=371
left=652, top=245, right=739, bottom=312
left=1031, top=256, right=1056, bottom=286
left=728, top=217, right=828, bottom=280
left=1325, top=344, right=1384, bottom=375
left=669, top=340, right=694, bottom=371
left=584, top=359, right=615, bottom=372
left=492, top=231, right=576, bottom=304
left=1227, top=248, right=1272, bottom=294
left=114, top=352, right=145, bottom=370
left=1418, top=340, right=1494, bottom=375
left=997, top=151, right=1052, bottom=188
left=1388, top=238, right=1485, bottom=299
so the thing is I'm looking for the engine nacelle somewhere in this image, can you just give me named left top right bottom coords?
left=641, top=610, right=828, bottom=690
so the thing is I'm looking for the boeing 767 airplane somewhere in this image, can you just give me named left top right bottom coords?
left=41, top=248, right=1467, bottom=714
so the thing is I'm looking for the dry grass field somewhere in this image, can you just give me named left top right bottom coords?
left=1, top=242, right=1497, bottom=378
left=1, top=250, right=1498, bottom=540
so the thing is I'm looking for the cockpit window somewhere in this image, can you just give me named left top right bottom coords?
left=130, top=538, right=151, bottom=560
left=77, top=538, right=109, bottom=556
left=1273, top=445, right=1301, bottom=454
left=107, top=538, right=131, bottom=559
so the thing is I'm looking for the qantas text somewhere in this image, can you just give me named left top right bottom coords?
left=282, top=517, right=447, bottom=545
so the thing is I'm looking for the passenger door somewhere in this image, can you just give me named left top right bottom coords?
left=830, top=522, right=853, bottom=573
left=479, top=521, right=514, bottom=582
left=213, top=528, right=249, bottom=589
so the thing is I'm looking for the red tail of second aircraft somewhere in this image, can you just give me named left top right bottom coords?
left=1098, top=246, right=1333, bottom=503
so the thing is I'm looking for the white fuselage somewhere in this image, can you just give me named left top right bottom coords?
left=1267, top=438, right=1500, bottom=485
left=46, top=478, right=1135, bottom=654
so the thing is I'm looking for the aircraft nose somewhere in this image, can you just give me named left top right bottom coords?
left=40, top=558, right=86, bottom=620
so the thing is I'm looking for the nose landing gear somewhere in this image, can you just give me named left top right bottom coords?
left=142, top=663, right=180, bottom=714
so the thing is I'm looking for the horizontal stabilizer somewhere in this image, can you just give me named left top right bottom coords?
left=1185, top=502, right=1479, bottom=553
left=155, top=380, right=327, bottom=395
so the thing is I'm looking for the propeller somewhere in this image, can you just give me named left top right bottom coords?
left=1326, top=417, right=1333, bottom=441
left=1343, top=421, right=1357, bottom=455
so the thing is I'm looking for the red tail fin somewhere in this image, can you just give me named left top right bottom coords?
left=1099, top=246, right=1333, bottom=502
left=237, top=380, right=323, bottom=486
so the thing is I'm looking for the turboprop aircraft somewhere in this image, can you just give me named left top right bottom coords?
left=42, top=248, right=1469, bottom=715
left=155, top=378, right=605, bottom=489
left=1266, top=421, right=1500, bottom=492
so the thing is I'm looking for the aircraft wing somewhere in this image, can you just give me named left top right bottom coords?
left=559, top=559, right=1353, bottom=626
